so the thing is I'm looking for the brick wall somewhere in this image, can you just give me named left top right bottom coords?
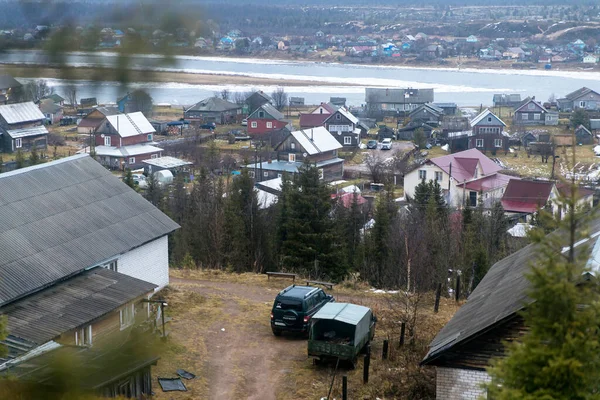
left=436, top=367, right=491, bottom=400
left=118, top=235, right=169, bottom=292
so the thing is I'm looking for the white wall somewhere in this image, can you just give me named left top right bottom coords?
left=118, top=235, right=169, bottom=292
left=404, top=164, right=447, bottom=199
left=436, top=367, right=491, bottom=399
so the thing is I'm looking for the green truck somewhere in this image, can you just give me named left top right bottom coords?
left=308, top=303, right=376, bottom=366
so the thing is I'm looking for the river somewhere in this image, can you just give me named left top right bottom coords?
left=4, top=50, right=600, bottom=107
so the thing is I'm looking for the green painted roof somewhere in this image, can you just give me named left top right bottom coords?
left=312, top=303, right=371, bottom=325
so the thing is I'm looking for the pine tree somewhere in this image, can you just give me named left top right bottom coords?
left=144, top=173, right=163, bottom=208
left=413, top=178, right=430, bottom=208
left=123, top=168, right=135, bottom=189
left=29, top=147, right=40, bottom=166
left=15, top=149, right=25, bottom=169
left=486, top=183, right=600, bottom=399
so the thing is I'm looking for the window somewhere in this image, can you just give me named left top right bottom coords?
left=104, top=136, right=111, bottom=146
left=580, top=101, right=587, bottom=108
left=266, top=121, right=273, bottom=129
left=291, top=143, right=295, bottom=149
left=251, top=121, right=257, bottom=128
left=75, top=325, right=92, bottom=346
left=263, top=171, right=269, bottom=177
left=534, top=113, right=540, bottom=120
left=320, top=109, right=323, bottom=114
left=289, top=153, right=296, bottom=162
left=151, top=154, right=158, bottom=159
left=521, top=113, right=528, bottom=120
left=147, top=134, right=153, bottom=141
left=469, top=191, right=477, bottom=207
left=494, top=139, right=502, bottom=147
left=487, top=117, right=492, bottom=122
left=336, top=113, right=341, bottom=120
left=318, top=168, right=324, bottom=180
left=129, top=157, right=135, bottom=164
left=101, top=260, right=118, bottom=272
left=476, top=139, right=484, bottom=147
left=14, top=138, right=22, bottom=148
left=344, top=136, right=352, bottom=145
left=120, top=304, right=135, bottom=330
left=435, top=171, right=443, bottom=182
left=258, top=111, right=265, bottom=118
left=418, top=170, right=427, bottom=180
left=528, top=102, right=535, bottom=110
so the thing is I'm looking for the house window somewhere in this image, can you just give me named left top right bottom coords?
left=291, top=143, right=295, bottom=150
left=435, top=171, right=443, bottom=182
left=101, top=260, right=118, bottom=272
left=263, top=171, right=269, bottom=177
left=580, top=101, right=587, bottom=108
left=129, top=157, right=135, bottom=164
left=476, top=139, right=484, bottom=147
left=418, top=170, right=427, bottom=180
left=14, top=138, right=22, bottom=148
left=336, top=114, right=341, bottom=120
left=534, top=113, right=540, bottom=120
left=289, top=153, right=296, bottom=162
left=151, top=154, right=158, bottom=159
left=494, top=139, right=502, bottom=147
left=75, top=325, right=92, bottom=346
left=318, top=168, right=324, bottom=180
left=469, top=191, right=477, bottom=207
left=104, top=136, right=111, bottom=146
left=251, top=121, right=257, bottom=128
left=120, top=304, right=135, bottom=330
left=147, top=134, right=153, bottom=141
left=521, top=113, right=528, bottom=120
left=266, top=121, right=273, bottom=129
left=487, top=117, right=492, bottom=122
left=344, top=136, right=352, bottom=145
left=258, top=111, right=265, bottom=118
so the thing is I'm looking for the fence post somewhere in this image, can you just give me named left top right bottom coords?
left=399, top=322, right=406, bottom=347
left=363, top=346, right=371, bottom=384
left=342, top=376, right=347, bottom=400
left=455, top=275, right=461, bottom=302
left=382, top=340, right=389, bottom=360
left=434, top=283, right=442, bottom=313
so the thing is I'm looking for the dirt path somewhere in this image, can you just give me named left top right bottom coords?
left=169, top=277, right=308, bottom=400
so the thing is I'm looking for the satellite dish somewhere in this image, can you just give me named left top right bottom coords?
left=100, top=134, right=105, bottom=138
left=303, top=152, right=308, bottom=157
left=338, top=131, right=342, bottom=135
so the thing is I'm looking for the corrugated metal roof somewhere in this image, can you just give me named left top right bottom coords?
left=5, top=125, right=48, bottom=139
left=313, top=303, right=371, bottom=325
left=0, top=75, right=21, bottom=90
left=470, top=108, right=506, bottom=127
left=2, top=268, right=156, bottom=345
left=290, top=127, right=342, bottom=155
left=85, top=144, right=163, bottom=157
left=0, top=102, right=45, bottom=125
left=0, top=154, right=179, bottom=305
left=106, top=112, right=155, bottom=137
left=142, top=156, right=192, bottom=169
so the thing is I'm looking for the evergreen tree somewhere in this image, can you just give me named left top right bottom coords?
left=0, top=155, right=3, bottom=173
left=15, top=149, right=25, bottom=169
left=368, top=192, right=394, bottom=285
left=413, top=178, right=430, bottom=208
left=29, top=147, right=40, bottom=166
left=144, top=173, right=163, bottom=208
left=275, top=173, right=293, bottom=257
left=123, top=168, right=135, bottom=189
left=486, top=183, right=600, bottom=399
left=570, top=108, right=590, bottom=129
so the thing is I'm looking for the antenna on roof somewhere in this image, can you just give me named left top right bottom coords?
left=311, top=129, right=313, bottom=141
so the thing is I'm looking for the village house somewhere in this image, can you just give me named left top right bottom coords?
left=247, top=103, right=290, bottom=136
left=0, top=101, right=48, bottom=153
left=86, top=111, right=163, bottom=169
left=246, top=91, right=273, bottom=114
left=575, top=124, right=594, bottom=145
left=77, top=106, right=120, bottom=134
left=492, top=93, right=521, bottom=108
left=39, top=99, right=64, bottom=125
left=513, top=97, right=558, bottom=126
left=0, top=74, right=21, bottom=104
left=299, top=103, right=361, bottom=147
left=184, top=97, right=242, bottom=124
left=407, top=103, right=445, bottom=126
left=557, top=87, right=600, bottom=112
left=244, top=126, right=344, bottom=182
left=468, top=109, right=510, bottom=154
left=421, top=214, right=600, bottom=399
left=365, top=88, right=434, bottom=116
left=403, top=148, right=513, bottom=208
left=0, top=154, right=179, bottom=397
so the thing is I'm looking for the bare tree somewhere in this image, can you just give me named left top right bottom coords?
left=271, top=87, right=288, bottom=111
left=20, top=80, right=54, bottom=103
left=220, top=89, right=231, bottom=101
left=233, top=92, right=247, bottom=105
left=65, top=85, right=77, bottom=108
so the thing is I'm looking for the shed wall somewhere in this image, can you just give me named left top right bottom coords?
left=118, top=235, right=169, bottom=291
left=436, top=367, right=490, bottom=400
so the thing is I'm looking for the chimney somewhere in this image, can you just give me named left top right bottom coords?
left=268, top=158, right=272, bottom=164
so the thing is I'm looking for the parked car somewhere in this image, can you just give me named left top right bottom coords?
left=241, top=118, right=248, bottom=126
left=271, top=285, right=335, bottom=336
left=132, top=173, right=148, bottom=189
left=308, top=303, right=376, bottom=367
left=381, top=138, right=393, bottom=150
left=366, top=140, right=378, bottom=149
left=200, top=122, right=216, bottom=130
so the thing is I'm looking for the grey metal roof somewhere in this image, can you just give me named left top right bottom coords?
left=590, top=119, right=600, bottom=130
left=0, top=75, right=21, bottom=90
left=0, top=154, right=179, bottom=305
left=365, top=88, right=434, bottom=104
left=142, top=156, right=192, bottom=169
left=2, top=268, right=156, bottom=345
left=186, top=97, right=241, bottom=113
left=422, top=216, right=600, bottom=366
left=0, top=102, right=45, bottom=125
left=5, top=125, right=48, bottom=139
left=249, top=103, right=285, bottom=120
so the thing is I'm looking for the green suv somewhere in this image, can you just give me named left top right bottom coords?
left=270, top=285, right=335, bottom=336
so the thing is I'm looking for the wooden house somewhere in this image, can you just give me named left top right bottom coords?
left=245, top=91, right=272, bottom=114
left=244, top=126, right=344, bottom=182
left=184, top=97, right=242, bottom=124
left=39, top=99, right=64, bottom=125
left=365, top=88, right=434, bottom=115
left=0, top=101, right=48, bottom=153
left=0, top=74, right=22, bottom=104
left=468, top=109, right=510, bottom=154
left=513, top=98, right=558, bottom=126
left=557, top=87, right=600, bottom=112
left=247, top=103, right=289, bottom=136
left=408, top=103, right=444, bottom=126
left=77, top=106, right=119, bottom=134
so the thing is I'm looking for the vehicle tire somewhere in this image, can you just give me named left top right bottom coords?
left=272, top=328, right=282, bottom=336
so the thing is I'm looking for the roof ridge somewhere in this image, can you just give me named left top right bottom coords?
left=0, top=154, right=89, bottom=179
